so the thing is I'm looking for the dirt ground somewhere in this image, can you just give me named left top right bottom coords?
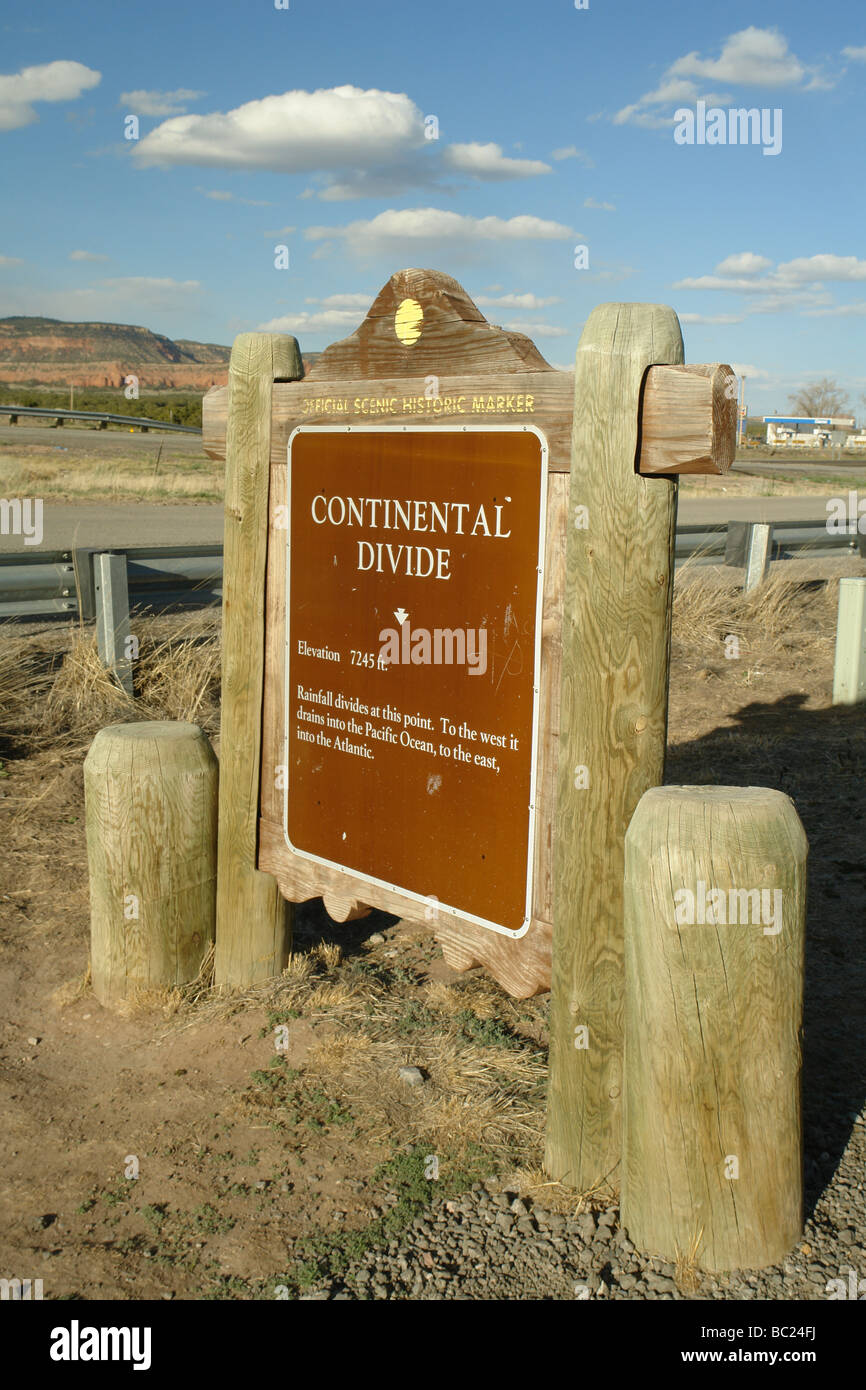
left=1, top=560, right=865, bottom=1300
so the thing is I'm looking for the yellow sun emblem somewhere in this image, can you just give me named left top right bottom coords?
left=394, top=297, right=423, bottom=345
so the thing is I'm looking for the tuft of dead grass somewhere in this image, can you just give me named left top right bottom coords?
left=672, top=563, right=838, bottom=668
left=675, top=1226, right=705, bottom=1290
left=0, top=615, right=222, bottom=761
left=51, top=964, right=92, bottom=1009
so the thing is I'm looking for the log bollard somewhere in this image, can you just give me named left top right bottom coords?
left=84, top=721, right=218, bottom=1007
left=622, top=785, right=807, bottom=1271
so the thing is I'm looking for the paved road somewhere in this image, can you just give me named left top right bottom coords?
left=0, top=494, right=851, bottom=552
left=0, top=423, right=204, bottom=456
left=0, top=502, right=224, bottom=551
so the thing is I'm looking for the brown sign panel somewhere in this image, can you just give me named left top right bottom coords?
left=284, top=425, right=547, bottom=937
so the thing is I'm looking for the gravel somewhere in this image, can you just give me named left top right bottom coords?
left=296, top=1101, right=866, bottom=1300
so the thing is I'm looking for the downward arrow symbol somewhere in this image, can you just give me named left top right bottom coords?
left=394, top=608, right=409, bottom=625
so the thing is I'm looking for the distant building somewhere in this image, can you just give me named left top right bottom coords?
left=763, top=415, right=856, bottom=447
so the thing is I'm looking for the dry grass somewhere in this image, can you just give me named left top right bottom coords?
left=0, top=443, right=222, bottom=502
left=672, top=563, right=838, bottom=670
left=506, top=1165, right=614, bottom=1214
left=166, top=938, right=548, bottom=1171
left=675, top=1226, right=705, bottom=1291
left=0, top=613, right=221, bottom=760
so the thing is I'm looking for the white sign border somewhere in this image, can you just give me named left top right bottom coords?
left=282, top=422, right=548, bottom=940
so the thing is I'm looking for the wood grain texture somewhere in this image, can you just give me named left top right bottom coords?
left=544, top=303, right=682, bottom=1194
left=321, top=894, right=373, bottom=924
left=622, top=785, right=807, bottom=1271
left=639, top=363, right=736, bottom=475
left=306, top=267, right=554, bottom=379
left=84, top=721, right=217, bottom=1006
left=214, top=332, right=303, bottom=987
left=204, top=371, right=574, bottom=472
left=204, top=362, right=734, bottom=479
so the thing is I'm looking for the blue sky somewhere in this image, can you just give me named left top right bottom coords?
left=1, top=0, right=865, bottom=415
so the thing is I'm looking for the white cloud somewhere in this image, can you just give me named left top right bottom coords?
left=584, top=196, right=615, bottom=211
left=804, top=302, right=866, bottom=317
left=95, top=276, right=201, bottom=296
left=441, top=142, right=551, bottom=179
left=263, top=225, right=296, bottom=237
left=474, top=292, right=561, bottom=309
left=668, top=27, right=805, bottom=87
left=614, top=27, right=824, bottom=127
left=119, top=88, right=204, bottom=117
left=842, top=45, right=866, bottom=62
left=304, top=292, right=372, bottom=309
left=0, top=254, right=24, bottom=266
left=551, top=145, right=594, bottom=166
left=678, top=312, right=745, bottom=325
left=730, top=363, right=769, bottom=380
left=195, top=186, right=273, bottom=206
left=674, top=252, right=866, bottom=294
left=774, top=254, right=866, bottom=283
left=502, top=319, right=568, bottom=338
left=0, top=275, right=201, bottom=320
left=69, top=249, right=109, bottom=262
left=257, top=307, right=366, bottom=333
left=713, top=252, right=773, bottom=276
left=132, top=85, right=426, bottom=172
left=305, top=208, right=573, bottom=252
left=0, top=60, right=101, bottom=131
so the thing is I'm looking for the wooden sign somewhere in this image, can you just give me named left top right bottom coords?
left=205, top=268, right=737, bottom=997
left=284, top=424, right=546, bottom=935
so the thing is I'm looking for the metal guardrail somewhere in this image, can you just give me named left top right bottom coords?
left=0, top=521, right=863, bottom=621
left=0, top=405, right=200, bottom=434
left=675, top=519, right=865, bottom=566
left=0, top=545, right=222, bottom=618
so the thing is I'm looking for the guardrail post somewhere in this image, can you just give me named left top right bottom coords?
left=743, top=521, right=772, bottom=592
left=94, top=552, right=134, bottom=697
left=833, top=576, right=866, bottom=704
left=622, top=785, right=807, bottom=1271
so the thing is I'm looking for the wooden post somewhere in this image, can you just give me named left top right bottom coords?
left=621, top=786, right=807, bottom=1271
left=833, top=576, right=866, bottom=704
left=215, top=333, right=303, bottom=986
left=544, top=303, right=682, bottom=1193
left=638, top=363, right=736, bottom=475
left=84, top=721, right=218, bottom=1007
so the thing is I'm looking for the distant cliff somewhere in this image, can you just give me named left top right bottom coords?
left=0, top=318, right=319, bottom=389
